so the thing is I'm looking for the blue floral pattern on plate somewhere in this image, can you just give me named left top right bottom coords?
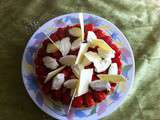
left=21, top=13, right=135, bottom=120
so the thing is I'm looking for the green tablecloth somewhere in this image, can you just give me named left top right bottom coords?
left=0, top=0, right=160, bottom=120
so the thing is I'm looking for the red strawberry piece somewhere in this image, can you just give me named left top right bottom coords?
left=93, top=91, right=106, bottom=102
left=110, top=43, right=119, bottom=53
left=102, top=36, right=112, bottom=45
left=110, top=83, right=117, bottom=91
left=115, top=50, right=121, bottom=58
left=62, top=67, right=72, bottom=80
left=37, top=47, right=46, bottom=57
left=37, top=75, right=46, bottom=84
left=42, top=80, right=52, bottom=94
left=43, top=39, right=50, bottom=47
left=72, top=96, right=83, bottom=107
left=69, top=49, right=79, bottom=56
left=118, top=68, right=122, bottom=74
left=35, top=66, right=47, bottom=76
left=50, top=33, right=59, bottom=42
left=57, top=28, right=66, bottom=39
left=34, top=57, right=43, bottom=65
left=117, top=60, right=122, bottom=68
left=94, top=29, right=106, bottom=38
left=92, top=74, right=99, bottom=81
left=51, top=89, right=62, bottom=101
left=111, top=56, right=120, bottom=63
left=61, top=89, right=71, bottom=104
left=48, top=50, right=62, bottom=60
left=73, top=24, right=80, bottom=28
left=85, top=24, right=94, bottom=32
left=85, top=63, right=94, bottom=69
left=83, top=92, right=96, bottom=107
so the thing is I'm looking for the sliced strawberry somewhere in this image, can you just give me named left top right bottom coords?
left=51, top=89, right=62, bottom=101
left=34, top=57, right=43, bottom=65
left=94, top=29, right=106, bottom=39
left=61, top=89, right=71, bottom=104
left=50, top=33, right=59, bottom=42
left=85, top=24, right=94, bottom=32
left=57, top=28, right=66, bottom=39
left=92, top=74, right=99, bottom=81
left=102, top=36, right=112, bottom=45
left=62, top=67, right=73, bottom=80
left=83, top=92, right=96, bottom=107
left=110, top=83, right=117, bottom=91
left=72, top=96, right=83, bottom=107
left=93, top=91, right=106, bottom=102
left=47, top=50, right=62, bottom=60
left=37, top=47, right=46, bottom=57
left=110, top=43, right=119, bottom=53
left=85, top=63, right=94, bottom=69
left=42, top=80, right=52, bottom=94
left=43, top=39, right=50, bottom=47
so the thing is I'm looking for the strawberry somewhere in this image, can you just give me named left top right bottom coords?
left=42, top=80, right=52, bottom=94
left=83, top=92, right=95, bottom=107
left=57, top=28, right=66, bottom=39
left=110, top=43, right=119, bottom=53
left=94, top=29, right=106, bottom=38
left=85, top=63, right=94, bottom=69
left=62, top=67, right=73, bottom=80
left=72, top=96, right=83, bottom=107
left=34, top=57, right=43, bottom=65
left=61, top=89, right=71, bottom=104
left=47, top=50, right=62, bottom=60
left=37, top=47, right=46, bottom=57
left=102, top=36, right=112, bottom=45
left=43, top=39, right=50, bottom=47
left=85, top=24, right=94, bottom=32
left=51, top=89, right=62, bottom=101
left=50, top=33, right=59, bottom=42
left=110, top=83, right=117, bottom=91
left=93, top=91, right=106, bottom=102
left=88, top=46, right=99, bottom=53
left=92, top=74, right=99, bottom=81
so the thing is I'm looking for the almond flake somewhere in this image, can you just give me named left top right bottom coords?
left=87, top=31, right=97, bottom=42
left=71, top=64, right=84, bottom=78
left=44, top=66, right=65, bottom=83
left=59, top=55, right=76, bottom=65
left=52, top=73, right=65, bottom=90
left=90, top=80, right=111, bottom=91
left=63, top=79, right=78, bottom=89
left=71, top=37, right=81, bottom=50
left=43, top=56, right=59, bottom=70
left=46, top=43, right=59, bottom=53
left=69, top=27, right=81, bottom=37
left=55, top=37, right=71, bottom=56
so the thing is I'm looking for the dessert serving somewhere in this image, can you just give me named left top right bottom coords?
left=34, top=23, right=126, bottom=108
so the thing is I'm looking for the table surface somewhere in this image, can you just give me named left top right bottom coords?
left=0, top=0, right=160, bottom=120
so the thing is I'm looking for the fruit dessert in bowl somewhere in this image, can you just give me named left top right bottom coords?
left=22, top=13, right=134, bottom=120
left=34, top=23, right=126, bottom=108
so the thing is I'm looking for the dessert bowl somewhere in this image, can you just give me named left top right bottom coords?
left=21, top=13, right=135, bottom=120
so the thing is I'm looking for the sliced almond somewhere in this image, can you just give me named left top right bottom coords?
left=43, top=56, right=59, bottom=70
left=71, top=37, right=81, bottom=50
left=87, top=31, right=97, bottom=42
left=63, top=79, right=78, bottom=89
left=52, top=73, right=65, bottom=90
left=46, top=43, right=59, bottom=53
left=59, top=55, right=76, bottom=66
left=69, top=27, right=81, bottom=37
left=84, top=51, right=101, bottom=62
left=97, top=74, right=126, bottom=83
left=55, top=37, right=71, bottom=56
left=44, top=66, right=65, bottom=83
left=108, top=63, right=118, bottom=75
left=90, top=80, right=111, bottom=91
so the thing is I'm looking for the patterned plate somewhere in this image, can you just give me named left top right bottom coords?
left=21, top=13, right=135, bottom=120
